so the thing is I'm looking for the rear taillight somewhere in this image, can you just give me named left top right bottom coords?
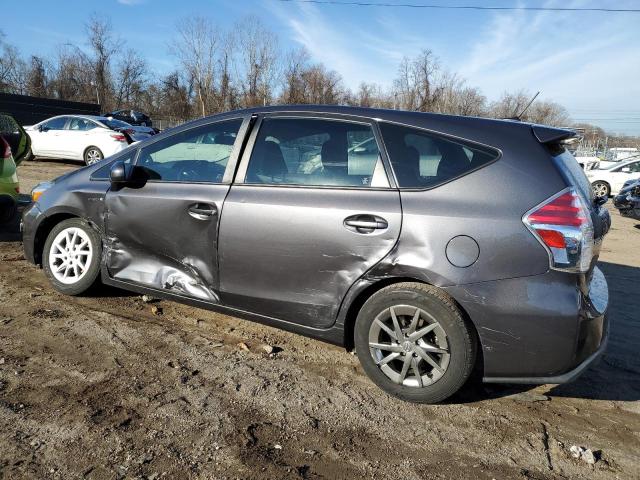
left=523, top=188, right=594, bottom=273
left=111, top=134, right=127, bottom=142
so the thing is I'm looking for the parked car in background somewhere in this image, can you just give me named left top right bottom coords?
left=0, top=113, right=30, bottom=223
left=100, top=118, right=156, bottom=142
left=104, top=109, right=152, bottom=127
left=613, top=179, right=640, bottom=220
left=0, top=113, right=30, bottom=167
left=597, top=147, right=639, bottom=169
left=575, top=156, right=600, bottom=171
left=0, top=136, right=20, bottom=223
left=25, top=115, right=135, bottom=165
left=22, top=106, right=610, bottom=404
left=586, top=158, right=640, bottom=198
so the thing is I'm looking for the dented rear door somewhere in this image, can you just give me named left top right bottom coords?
left=218, top=114, right=401, bottom=328
left=103, top=117, right=249, bottom=303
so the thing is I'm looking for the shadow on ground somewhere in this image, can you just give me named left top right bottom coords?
left=545, top=261, right=640, bottom=401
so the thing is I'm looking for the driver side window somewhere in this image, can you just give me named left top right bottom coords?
left=43, top=117, right=67, bottom=130
left=136, top=119, right=243, bottom=183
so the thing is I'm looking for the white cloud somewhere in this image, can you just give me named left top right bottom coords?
left=117, top=0, right=146, bottom=5
left=267, top=1, right=400, bottom=88
left=454, top=0, right=640, bottom=133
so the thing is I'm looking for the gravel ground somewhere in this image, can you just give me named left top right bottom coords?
left=0, top=159, right=639, bottom=480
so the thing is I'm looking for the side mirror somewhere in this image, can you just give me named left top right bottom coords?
left=621, top=167, right=631, bottom=173
left=110, top=161, right=127, bottom=184
left=38, top=125, right=47, bottom=132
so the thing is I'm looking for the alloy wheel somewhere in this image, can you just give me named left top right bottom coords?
left=48, top=227, right=93, bottom=285
left=86, top=148, right=102, bottom=165
left=592, top=182, right=609, bottom=198
left=368, top=305, right=450, bottom=387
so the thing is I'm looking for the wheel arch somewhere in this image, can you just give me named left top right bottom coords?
left=83, top=145, right=103, bottom=160
left=342, top=277, right=483, bottom=370
left=33, top=212, right=101, bottom=266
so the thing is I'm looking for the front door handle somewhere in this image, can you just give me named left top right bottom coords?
left=344, top=214, right=388, bottom=234
left=188, top=203, right=217, bottom=220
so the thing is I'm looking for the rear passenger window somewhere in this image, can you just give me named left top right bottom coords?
left=245, top=118, right=388, bottom=188
left=379, top=122, right=499, bottom=188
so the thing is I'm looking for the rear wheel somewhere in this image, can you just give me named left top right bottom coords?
left=354, top=282, right=476, bottom=404
left=84, top=147, right=103, bottom=166
left=43, top=218, right=102, bottom=295
left=591, top=181, right=610, bottom=198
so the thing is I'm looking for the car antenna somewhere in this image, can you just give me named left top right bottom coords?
left=511, top=91, right=540, bottom=121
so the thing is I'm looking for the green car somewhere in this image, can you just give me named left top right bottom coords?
left=0, top=113, right=30, bottom=223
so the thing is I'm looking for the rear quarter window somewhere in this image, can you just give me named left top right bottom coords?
left=379, top=122, right=500, bottom=188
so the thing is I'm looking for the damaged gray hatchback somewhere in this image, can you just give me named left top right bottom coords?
left=22, top=106, right=611, bottom=403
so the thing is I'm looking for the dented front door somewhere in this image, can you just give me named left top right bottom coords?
left=103, top=117, right=247, bottom=303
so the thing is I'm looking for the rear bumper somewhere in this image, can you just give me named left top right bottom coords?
left=483, top=314, right=608, bottom=384
left=444, top=267, right=609, bottom=382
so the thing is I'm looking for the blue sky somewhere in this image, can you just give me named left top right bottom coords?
left=5, top=0, right=640, bottom=135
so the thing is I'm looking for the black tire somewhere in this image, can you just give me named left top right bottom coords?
left=83, top=146, right=103, bottom=166
left=0, top=197, right=16, bottom=224
left=42, top=218, right=102, bottom=296
left=354, top=282, right=476, bottom=404
left=23, top=148, right=34, bottom=162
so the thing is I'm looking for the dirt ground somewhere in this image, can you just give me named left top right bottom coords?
left=1, top=159, right=639, bottom=480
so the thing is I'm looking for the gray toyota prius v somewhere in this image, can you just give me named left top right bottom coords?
left=22, top=105, right=610, bottom=403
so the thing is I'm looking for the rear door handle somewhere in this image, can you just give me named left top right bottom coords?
left=188, top=203, right=217, bottom=220
left=344, top=214, right=388, bottom=234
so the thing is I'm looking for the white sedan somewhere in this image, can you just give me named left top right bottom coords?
left=25, top=115, right=133, bottom=165
left=586, top=158, right=640, bottom=198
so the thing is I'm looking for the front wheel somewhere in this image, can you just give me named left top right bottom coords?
left=354, top=283, right=476, bottom=404
left=591, top=181, right=610, bottom=198
left=43, top=218, right=102, bottom=295
left=84, top=146, right=103, bottom=166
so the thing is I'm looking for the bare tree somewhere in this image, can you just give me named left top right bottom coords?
left=85, top=14, right=121, bottom=109
left=25, top=56, right=52, bottom=97
left=235, top=16, right=279, bottom=107
left=280, top=48, right=310, bottom=104
left=300, top=64, right=345, bottom=104
left=393, top=50, right=445, bottom=112
left=115, top=49, right=147, bottom=107
left=0, top=32, right=26, bottom=93
left=52, top=45, right=95, bottom=103
left=170, top=16, right=219, bottom=117
left=488, top=90, right=569, bottom=125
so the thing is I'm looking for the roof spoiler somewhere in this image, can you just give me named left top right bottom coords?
left=532, top=125, right=578, bottom=145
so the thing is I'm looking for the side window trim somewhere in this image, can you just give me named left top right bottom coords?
left=378, top=120, right=502, bottom=191
left=233, top=113, right=393, bottom=190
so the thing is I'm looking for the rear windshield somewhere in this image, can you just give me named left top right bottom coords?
left=101, top=119, right=131, bottom=129
left=379, top=122, right=499, bottom=188
left=552, top=149, right=593, bottom=204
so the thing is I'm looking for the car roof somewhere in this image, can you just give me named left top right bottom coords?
left=178, top=104, right=541, bottom=139
left=608, top=157, right=640, bottom=169
left=45, top=114, right=110, bottom=123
